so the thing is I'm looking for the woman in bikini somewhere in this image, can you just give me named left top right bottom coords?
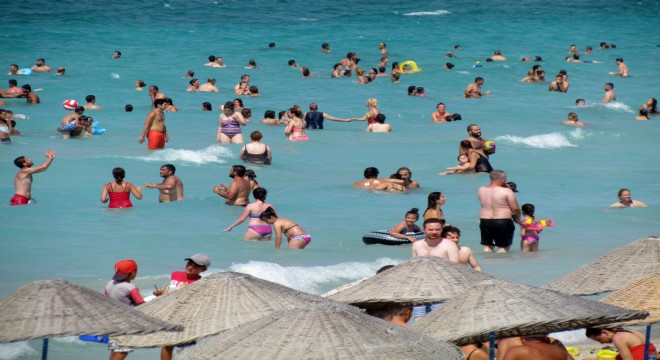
left=100, top=167, right=142, bottom=209
left=217, top=101, right=248, bottom=144
left=284, top=106, right=308, bottom=141
left=224, top=188, right=274, bottom=240
left=585, top=327, right=657, bottom=360
left=259, top=207, right=310, bottom=249
left=423, top=191, right=446, bottom=223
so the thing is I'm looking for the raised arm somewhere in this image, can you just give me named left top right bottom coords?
left=23, top=150, right=55, bottom=175
left=224, top=205, right=253, bottom=232
left=128, top=183, right=143, bottom=200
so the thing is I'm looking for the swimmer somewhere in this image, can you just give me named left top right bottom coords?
left=259, top=207, right=310, bottom=249
left=201, top=102, right=212, bottom=111
left=148, top=85, right=166, bottom=106
left=432, top=103, right=452, bottom=123
left=416, top=87, right=426, bottom=97
left=609, top=58, right=629, bottom=77
left=609, top=188, right=647, bottom=208
left=185, top=70, right=194, bottom=78
left=224, top=188, right=274, bottom=240
left=198, top=78, right=219, bottom=92
left=301, top=67, right=313, bottom=78
left=392, top=167, right=419, bottom=188
left=389, top=208, right=422, bottom=243
left=548, top=75, right=569, bottom=92
left=288, top=59, right=299, bottom=68
left=378, top=42, right=387, bottom=54
left=423, top=192, right=446, bottom=222
left=331, top=63, right=344, bottom=78
left=321, top=43, right=330, bottom=52
left=490, top=50, right=506, bottom=61
left=352, top=167, right=406, bottom=192
left=444, top=62, right=455, bottom=70
left=519, top=203, right=551, bottom=252
left=213, top=165, right=251, bottom=206
left=203, top=55, right=216, bottom=66
left=464, top=77, right=491, bottom=98
left=439, top=154, right=471, bottom=175
left=377, top=56, right=389, bottom=68
left=407, top=86, right=417, bottom=96
left=58, top=106, right=85, bottom=139
left=234, top=75, right=250, bottom=95
left=635, top=106, right=650, bottom=121
left=575, top=98, right=586, bottom=106
left=443, top=226, right=483, bottom=271
left=561, top=112, right=586, bottom=127
left=112, top=51, right=121, bottom=59
left=349, top=98, right=380, bottom=124
left=11, top=150, right=56, bottom=206
left=568, top=44, right=579, bottom=54
left=83, top=95, right=102, bottom=110
left=217, top=101, right=247, bottom=144
left=644, top=98, right=658, bottom=114
left=30, top=58, right=53, bottom=72
left=284, top=106, right=308, bottom=141
left=138, top=98, right=169, bottom=149
left=260, top=110, right=281, bottom=126
left=21, top=85, right=40, bottom=104
left=212, top=57, right=226, bottom=68
left=602, top=82, right=617, bottom=103
left=244, top=59, right=259, bottom=69
left=8, top=64, right=23, bottom=75
left=135, top=80, right=145, bottom=91
left=163, top=98, right=177, bottom=112
left=366, top=113, right=390, bottom=132
left=186, top=78, right=200, bottom=92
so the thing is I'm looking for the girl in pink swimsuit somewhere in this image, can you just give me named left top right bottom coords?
left=284, top=106, right=309, bottom=141
left=259, top=207, right=310, bottom=249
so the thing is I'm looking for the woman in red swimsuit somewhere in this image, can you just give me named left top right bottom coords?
left=100, top=167, right=143, bottom=208
left=586, top=327, right=657, bottom=360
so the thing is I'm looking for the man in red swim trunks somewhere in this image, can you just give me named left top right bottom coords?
left=138, top=98, right=168, bottom=150
left=11, top=149, right=55, bottom=206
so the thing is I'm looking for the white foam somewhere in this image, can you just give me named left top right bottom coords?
left=568, top=127, right=585, bottom=140
left=298, top=18, right=318, bottom=22
left=131, top=145, right=233, bottom=165
left=403, top=10, right=451, bottom=16
left=0, top=342, right=37, bottom=360
left=602, top=102, right=634, bottom=113
left=495, top=132, right=577, bottom=149
left=111, top=73, right=120, bottom=79
left=230, top=258, right=401, bottom=295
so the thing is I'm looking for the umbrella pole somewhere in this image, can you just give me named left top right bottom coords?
left=489, top=332, right=495, bottom=360
left=41, top=338, right=48, bottom=360
left=643, top=325, right=651, bottom=360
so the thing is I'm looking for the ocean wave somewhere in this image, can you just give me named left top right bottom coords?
left=494, top=132, right=577, bottom=149
left=0, top=342, right=37, bottom=360
left=403, top=10, right=451, bottom=16
left=229, top=258, right=401, bottom=295
left=297, top=18, right=318, bottom=21
left=130, top=145, right=234, bottom=165
left=602, top=102, right=634, bottom=113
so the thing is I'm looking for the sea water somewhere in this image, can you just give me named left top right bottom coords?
left=1, top=0, right=659, bottom=358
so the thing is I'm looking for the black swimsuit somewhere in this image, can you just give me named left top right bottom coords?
left=242, top=145, right=270, bottom=165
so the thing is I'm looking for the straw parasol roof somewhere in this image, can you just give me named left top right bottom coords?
left=112, top=271, right=336, bottom=347
left=543, top=236, right=659, bottom=296
left=328, top=256, right=499, bottom=307
left=175, top=302, right=464, bottom=360
left=601, top=272, right=660, bottom=326
left=412, top=280, right=649, bottom=346
left=0, top=279, right=182, bottom=343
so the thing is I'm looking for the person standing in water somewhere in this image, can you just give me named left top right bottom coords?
left=11, top=150, right=55, bottom=206
left=144, top=164, right=184, bottom=202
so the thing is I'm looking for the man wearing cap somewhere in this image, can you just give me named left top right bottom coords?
left=152, top=254, right=210, bottom=360
left=105, top=259, right=144, bottom=360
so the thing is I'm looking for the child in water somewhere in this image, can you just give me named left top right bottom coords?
left=520, top=203, right=554, bottom=252
left=389, top=208, right=422, bottom=243
left=439, top=154, right=471, bottom=175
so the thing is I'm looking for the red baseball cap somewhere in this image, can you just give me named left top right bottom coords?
left=113, top=259, right=138, bottom=281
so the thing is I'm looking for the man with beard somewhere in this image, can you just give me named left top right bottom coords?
left=11, top=150, right=55, bottom=206
left=213, top=165, right=250, bottom=206
left=145, top=164, right=184, bottom=202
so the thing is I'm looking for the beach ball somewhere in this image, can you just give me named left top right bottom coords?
left=483, top=140, right=496, bottom=153
left=63, top=99, right=78, bottom=110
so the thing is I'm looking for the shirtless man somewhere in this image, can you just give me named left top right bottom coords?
left=145, top=164, right=184, bottom=202
left=203, top=55, right=216, bottom=66
left=352, top=167, right=406, bottom=192
left=609, top=58, right=629, bottom=77
left=490, top=50, right=506, bottom=61
left=501, top=336, right=573, bottom=360
left=548, top=75, right=570, bottom=92
left=148, top=85, right=166, bottom=106
left=139, top=98, right=169, bottom=150
left=464, top=77, right=491, bottom=98
left=234, top=75, right=250, bottom=95
left=477, top=170, right=521, bottom=253
left=602, top=82, right=617, bottom=103
left=186, top=78, right=200, bottom=92
left=30, top=58, right=53, bottom=72
left=378, top=42, right=388, bottom=54
left=197, top=78, right=219, bottom=92
left=377, top=56, right=389, bottom=68
left=11, top=150, right=55, bottom=206
left=412, top=219, right=460, bottom=262
left=442, top=226, right=483, bottom=271
left=212, top=57, right=226, bottom=68
left=432, top=103, right=452, bottom=122
left=213, top=165, right=251, bottom=206
left=22, top=85, right=40, bottom=104
left=460, top=124, right=488, bottom=157
left=8, top=64, right=23, bottom=75
left=83, top=95, right=102, bottom=110
left=4, top=80, right=24, bottom=96
left=58, top=106, right=85, bottom=139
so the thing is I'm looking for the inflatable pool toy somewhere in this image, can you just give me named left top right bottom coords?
left=524, top=217, right=554, bottom=231
left=596, top=349, right=618, bottom=360
left=473, top=61, right=482, bottom=68
left=399, top=60, right=421, bottom=73
left=362, top=230, right=425, bottom=245
left=63, top=99, right=78, bottom=110
left=91, top=120, right=106, bottom=135
left=19, top=68, right=32, bottom=75
left=57, top=121, right=77, bottom=132
left=483, top=140, right=496, bottom=153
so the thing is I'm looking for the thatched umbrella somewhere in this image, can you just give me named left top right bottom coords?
left=328, top=256, right=498, bottom=307
left=543, top=236, right=659, bottom=296
left=112, top=271, right=335, bottom=348
left=412, top=280, right=648, bottom=360
left=0, top=279, right=182, bottom=359
left=601, top=272, right=660, bottom=360
left=175, top=302, right=464, bottom=360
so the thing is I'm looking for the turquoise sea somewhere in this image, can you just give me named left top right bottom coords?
left=1, top=0, right=659, bottom=358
